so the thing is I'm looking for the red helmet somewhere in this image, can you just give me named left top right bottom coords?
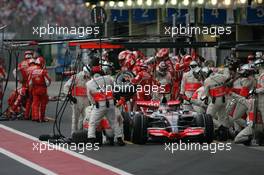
left=118, top=50, right=131, bottom=61
left=183, top=55, right=192, bottom=65
left=24, top=51, right=33, bottom=59
left=123, top=53, right=136, bottom=70
left=156, top=48, right=169, bottom=59
left=35, top=56, right=46, bottom=68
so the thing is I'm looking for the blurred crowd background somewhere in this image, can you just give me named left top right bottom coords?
left=0, top=0, right=90, bottom=28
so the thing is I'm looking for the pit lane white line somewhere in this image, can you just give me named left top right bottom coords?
left=0, top=148, right=57, bottom=175
left=0, top=124, right=133, bottom=175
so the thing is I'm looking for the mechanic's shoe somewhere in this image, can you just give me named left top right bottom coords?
left=117, top=137, right=126, bottom=146
left=107, top=137, right=115, bottom=146
left=217, top=125, right=229, bottom=141
left=242, top=136, right=253, bottom=146
left=87, top=138, right=100, bottom=147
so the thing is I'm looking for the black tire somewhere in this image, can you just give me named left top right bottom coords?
left=131, top=113, right=148, bottom=144
left=122, top=112, right=132, bottom=141
left=72, top=130, right=103, bottom=145
left=196, top=114, right=214, bottom=143
left=71, top=130, right=88, bottom=143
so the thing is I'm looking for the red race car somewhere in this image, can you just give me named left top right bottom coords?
left=128, top=98, right=214, bottom=144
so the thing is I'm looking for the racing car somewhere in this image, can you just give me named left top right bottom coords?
left=127, top=98, right=214, bottom=144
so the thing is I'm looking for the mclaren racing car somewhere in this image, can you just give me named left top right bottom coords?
left=127, top=98, right=214, bottom=144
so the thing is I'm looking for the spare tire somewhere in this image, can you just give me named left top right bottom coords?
left=196, top=114, right=214, bottom=143
left=72, top=130, right=103, bottom=145
left=131, top=113, right=148, bottom=144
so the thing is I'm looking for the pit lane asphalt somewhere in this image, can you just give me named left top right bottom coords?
left=1, top=82, right=264, bottom=175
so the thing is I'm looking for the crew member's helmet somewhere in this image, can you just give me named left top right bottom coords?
left=24, top=50, right=33, bottom=59
left=189, top=61, right=199, bottom=70
left=35, top=56, right=45, bottom=68
left=156, top=48, right=169, bottom=60
left=123, top=53, right=136, bottom=70
left=200, top=67, right=213, bottom=80
left=118, top=50, right=131, bottom=62
left=183, top=55, right=193, bottom=65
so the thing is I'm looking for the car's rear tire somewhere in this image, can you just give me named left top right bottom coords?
left=196, top=114, right=214, bottom=143
left=131, top=113, right=148, bottom=144
left=122, top=112, right=132, bottom=141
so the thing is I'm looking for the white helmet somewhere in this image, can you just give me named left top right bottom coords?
left=189, top=61, right=198, bottom=70
left=256, top=52, right=263, bottom=59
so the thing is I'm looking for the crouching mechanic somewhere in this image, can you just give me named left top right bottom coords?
left=86, top=66, right=125, bottom=146
left=64, top=66, right=91, bottom=135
